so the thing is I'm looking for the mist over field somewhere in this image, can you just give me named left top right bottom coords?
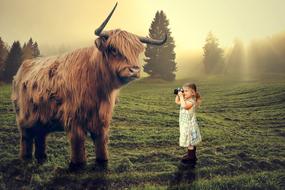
left=1, top=0, right=285, bottom=82
left=36, top=30, right=285, bottom=81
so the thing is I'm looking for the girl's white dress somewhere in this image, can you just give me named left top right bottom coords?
left=179, top=98, right=202, bottom=147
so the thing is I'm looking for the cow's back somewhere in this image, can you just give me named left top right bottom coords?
left=11, top=55, right=67, bottom=128
left=11, top=47, right=100, bottom=129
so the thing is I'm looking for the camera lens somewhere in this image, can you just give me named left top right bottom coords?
left=174, top=89, right=179, bottom=95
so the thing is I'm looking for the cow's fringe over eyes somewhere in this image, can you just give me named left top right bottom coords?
left=107, top=30, right=144, bottom=64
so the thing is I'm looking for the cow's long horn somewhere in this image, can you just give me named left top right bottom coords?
left=138, top=34, right=167, bottom=45
left=94, top=2, right=118, bottom=37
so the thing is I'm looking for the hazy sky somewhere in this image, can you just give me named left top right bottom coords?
left=1, top=0, right=285, bottom=53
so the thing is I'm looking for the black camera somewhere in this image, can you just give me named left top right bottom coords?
left=174, top=88, right=184, bottom=95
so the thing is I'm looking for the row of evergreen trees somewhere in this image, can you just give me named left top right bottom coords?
left=149, top=12, right=285, bottom=77
left=0, top=38, right=40, bottom=83
left=202, top=31, right=285, bottom=76
left=3, top=10, right=281, bottom=83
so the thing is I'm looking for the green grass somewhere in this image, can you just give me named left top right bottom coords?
left=0, top=76, right=285, bottom=189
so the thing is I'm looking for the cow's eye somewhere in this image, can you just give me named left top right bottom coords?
left=108, top=46, right=120, bottom=57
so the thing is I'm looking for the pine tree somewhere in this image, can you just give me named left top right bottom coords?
left=22, top=38, right=40, bottom=60
left=0, top=37, right=9, bottom=81
left=144, top=11, right=176, bottom=81
left=225, top=39, right=245, bottom=75
left=203, top=32, right=224, bottom=74
left=3, top=41, right=22, bottom=83
left=33, top=42, right=40, bottom=57
left=22, top=38, right=34, bottom=60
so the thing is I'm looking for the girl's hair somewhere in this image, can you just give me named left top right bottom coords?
left=183, top=83, right=202, bottom=107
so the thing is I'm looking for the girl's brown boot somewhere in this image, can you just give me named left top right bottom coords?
left=181, top=146, right=197, bottom=164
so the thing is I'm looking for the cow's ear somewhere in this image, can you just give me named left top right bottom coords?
left=95, top=37, right=107, bottom=52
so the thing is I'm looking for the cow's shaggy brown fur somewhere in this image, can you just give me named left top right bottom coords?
left=11, top=29, right=144, bottom=167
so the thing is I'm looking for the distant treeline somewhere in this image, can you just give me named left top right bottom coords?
left=202, top=31, right=285, bottom=77
left=1, top=29, right=285, bottom=83
left=247, top=32, right=285, bottom=74
left=0, top=37, right=41, bottom=83
left=177, top=31, right=285, bottom=79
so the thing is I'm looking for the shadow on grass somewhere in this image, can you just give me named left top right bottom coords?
left=0, top=158, right=111, bottom=190
left=0, top=158, right=34, bottom=189
left=168, top=162, right=197, bottom=189
left=45, top=162, right=110, bottom=190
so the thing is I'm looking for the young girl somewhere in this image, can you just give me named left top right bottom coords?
left=175, top=83, right=202, bottom=164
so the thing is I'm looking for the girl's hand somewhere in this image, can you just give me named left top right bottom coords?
left=178, top=91, right=184, bottom=98
left=175, top=95, right=181, bottom=105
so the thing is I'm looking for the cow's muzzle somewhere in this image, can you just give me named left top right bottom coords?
left=129, top=66, right=140, bottom=76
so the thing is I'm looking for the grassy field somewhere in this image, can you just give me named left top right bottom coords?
left=0, top=76, right=285, bottom=189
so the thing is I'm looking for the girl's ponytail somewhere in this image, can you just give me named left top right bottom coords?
left=183, top=83, right=202, bottom=108
left=195, top=91, right=202, bottom=108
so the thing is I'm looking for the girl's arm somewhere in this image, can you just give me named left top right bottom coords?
left=179, top=93, right=193, bottom=110
left=183, top=102, right=193, bottom=110
left=175, top=95, right=181, bottom=105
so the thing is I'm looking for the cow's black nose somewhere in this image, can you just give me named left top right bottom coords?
left=129, top=66, right=140, bottom=73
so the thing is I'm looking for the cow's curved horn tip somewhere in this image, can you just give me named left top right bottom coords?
left=162, top=34, right=168, bottom=43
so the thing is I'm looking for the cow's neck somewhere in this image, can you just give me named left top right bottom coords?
left=91, top=53, right=121, bottom=100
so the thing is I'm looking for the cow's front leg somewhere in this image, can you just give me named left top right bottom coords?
left=34, top=132, right=47, bottom=164
left=34, top=124, right=48, bottom=164
left=19, top=127, right=35, bottom=160
left=91, top=98, right=116, bottom=164
left=91, top=127, right=109, bottom=163
left=93, top=101, right=114, bottom=163
left=68, top=126, right=87, bottom=170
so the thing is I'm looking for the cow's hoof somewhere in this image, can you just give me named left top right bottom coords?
left=68, top=162, right=86, bottom=172
left=35, top=154, right=47, bottom=164
left=95, top=158, right=108, bottom=164
left=94, top=159, right=108, bottom=171
left=20, top=154, right=33, bottom=161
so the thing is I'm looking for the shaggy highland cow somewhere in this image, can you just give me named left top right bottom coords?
left=11, top=3, right=166, bottom=169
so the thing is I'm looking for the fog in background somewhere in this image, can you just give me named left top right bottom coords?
left=1, top=0, right=285, bottom=79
